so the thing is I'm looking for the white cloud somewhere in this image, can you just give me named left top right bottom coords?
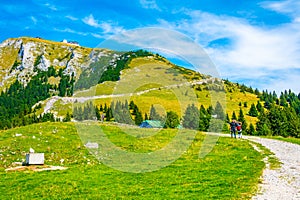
left=264, top=72, right=300, bottom=94
left=82, top=14, right=124, bottom=34
left=139, top=0, right=161, bottom=11
left=155, top=8, right=300, bottom=92
left=82, top=14, right=100, bottom=28
left=44, top=3, right=57, bottom=11
left=99, top=27, right=219, bottom=77
left=30, top=16, right=37, bottom=25
left=91, top=33, right=105, bottom=39
left=66, top=15, right=78, bottom=21
left=99, top=22, right=124, bottom=34
left=260, top=0, right=300, bottom=19
left=54, top=28, right=88, bottom=36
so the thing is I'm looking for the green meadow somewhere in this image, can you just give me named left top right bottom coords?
left=264, top=136, right=300, bottom=145
left=0, top=122, right=265, bottom=199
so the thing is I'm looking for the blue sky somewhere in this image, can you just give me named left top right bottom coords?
left=1, top=0, right=300, bottom=93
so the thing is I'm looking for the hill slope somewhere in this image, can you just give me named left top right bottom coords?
left=2, top=36, right=299, bottom=139
left=0, top=37, right=260, bottom=131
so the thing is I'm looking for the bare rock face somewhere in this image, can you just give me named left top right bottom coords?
left=36, top=55, right=51, bottom=71
left=0, top=37, right=124, bottom=96
left=0, top=37, right=103, bottom=88
left=20, top=41, right=36, bottom=70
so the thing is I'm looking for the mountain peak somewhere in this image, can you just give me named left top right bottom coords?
left=1, top=37, right=85, bottom=48
left=0, top=37, right=96, bottom=90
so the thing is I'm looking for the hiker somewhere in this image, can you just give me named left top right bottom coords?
left=229, top=120, right=238, bottom=138
left=237, top=122, right=242, bottom=138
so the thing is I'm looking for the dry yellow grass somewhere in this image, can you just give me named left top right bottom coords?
left=0, top=45, right=18, bottom=71
left=77, top=56, right=260, bottom=126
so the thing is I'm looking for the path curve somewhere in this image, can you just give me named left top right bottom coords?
left=245, top=136, right=300, bottom=200
left=206, top=133, right=300, bottom=199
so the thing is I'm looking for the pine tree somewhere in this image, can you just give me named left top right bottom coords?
left=279, top=95, right=288, bottom=107
left=222, top=121, right=230, bottom=133
left=238, top=108, right=247, bottom=131
left=135, top=110, right=143, bottom=125
left=247, top=123, right=255, bottom=135
left=256, top=101, right=264, bottom=113
left=73, top=106, right=82, bottom=121
left=207, top=105, right=213, bottom=115
left=112, top=101, right=122, bottom=123
left=164, top=111, right=180, bottom=128
left=261, top=124, right=272, bottom=136
left=199, top=105, right=210, bottom=131
left=283, top=107, right=299, bottom=137
left=104, top=103, right=107, bottom=112
left=231, top=111, right=237, bottom=120
left=248, top=103, right=258, bottom=117
left=63, top=112, right=71, bottom=122
left=256, top=112, right=271, bottom=136
left=124, top=100, right=129, bottom=109
left=129, top=100, right=135, bottom=110
left=112, top=101, right=133, bottom=125
left=144, top=113, right=149, bottom=120
left=183, top=104, right=199, bottom=129
left=149, top=105, right=161, bottom=121
left=58, top=77, right=67, bottom=97
left=264, top=98, right=271, bottom=109
left=213, top=101, right=225, bottom=120
left=105, top=107, right=113, bottom=121
left=238, top=108, right=248, bottom=132
left=268, top=105, right=288, bottom=136
left=132, top=105, right=139, bottom=115
left=225, top=113, right=230, bottom=123
left=95, top=106, right=101, bottom=120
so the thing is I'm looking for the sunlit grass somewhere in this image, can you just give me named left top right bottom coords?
left=248, top=141, right=281, bottom=170
left=0, top=122, right=265, bottom=199
left=51, top=99, right=72, bottom=117
left=264, top=136, right=300, bottom=145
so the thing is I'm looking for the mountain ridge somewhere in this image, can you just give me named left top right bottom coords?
left=0, top=37, right=121, bottom=91
left=1, top=36, right=299, bottom=139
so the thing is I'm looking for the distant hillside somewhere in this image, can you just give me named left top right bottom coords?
left=0, top=37, right=259, bottom=132
left=0, top=37, right=299, bottom=138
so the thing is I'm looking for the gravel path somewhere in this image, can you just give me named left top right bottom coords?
left=206, top=133, right=300, bottom=199
left=245, top=137, right=300, bottom=200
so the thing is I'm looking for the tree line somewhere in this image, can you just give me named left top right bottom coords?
left=253, top=90, right=300, bottom=137
left=98, top=50, right=157, bottom=84
left=2, top=56, right=300, bottom=138
left=0, top=66, right=74, bottom=130
left=73, top=100, right=229, bottom=130
left=73, top=100, right=148, bottom=126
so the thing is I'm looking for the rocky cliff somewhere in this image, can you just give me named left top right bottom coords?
left=0, top=37, right=120, bottom=91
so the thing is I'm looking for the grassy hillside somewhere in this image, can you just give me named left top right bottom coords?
left=0, top=37, right=262, bottom=129
left=0, top=122, right=265, bottom=199
left=70, top=55, right=260, bottom=128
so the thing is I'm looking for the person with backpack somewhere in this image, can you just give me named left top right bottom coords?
left=237, top=122, right=242, bottom=138
left=229, top=119, right=238, bottom=138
